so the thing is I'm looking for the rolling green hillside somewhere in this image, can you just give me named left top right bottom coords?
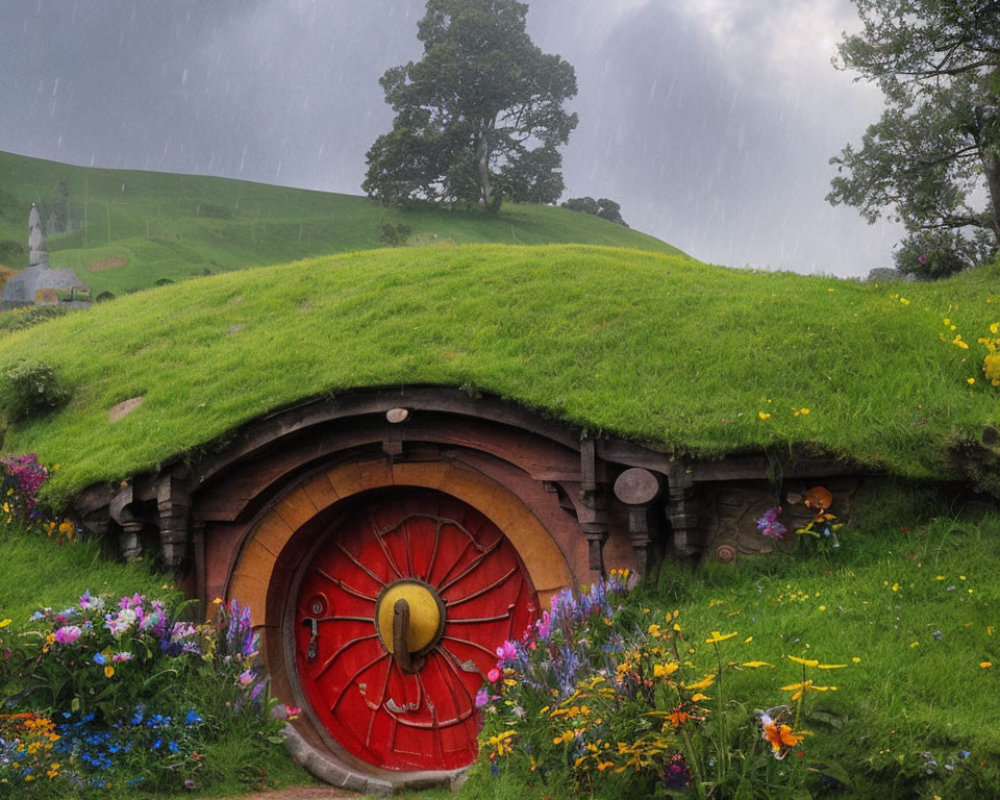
left=1, top=243, right=998, bottom=504
left=0, top=150, right=680, bottom=295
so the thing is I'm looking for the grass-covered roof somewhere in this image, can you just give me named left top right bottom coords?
left=3, top=243, right=999, bottom=503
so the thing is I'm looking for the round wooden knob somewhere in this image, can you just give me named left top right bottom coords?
left=375, top=579, right=445, bottom=658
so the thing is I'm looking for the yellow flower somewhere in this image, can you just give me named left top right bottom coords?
left=705, top=631, right=738, bottom=644
left=952, top=334, right=969, bottom=349
left=0, top=619, right=11, bottom=628
left=967, top=377, right=976, bottom=385
left=758, top=411, right=771, bottom=420
left=653, top=662, right=679, bottom=679
left=980, top=662, right=993, bottom=669
left=741, top=661, right=772, bottom=668
left=683, top=674, right=716, bottom=691
left=104, top=665, right=115, bottom=679
left=781, top=679, right=834, bottom=701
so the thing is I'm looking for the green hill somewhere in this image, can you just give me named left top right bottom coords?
left=0, top=150, right=680, bottom=295
left=1, top=241, right=998, bottom=503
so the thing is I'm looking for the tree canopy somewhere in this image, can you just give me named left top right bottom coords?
left=362, top=0, right=577, bottom=211
left=827, top=0, right=1000, bottom=278
left=561, top=196, right=629, bottom=227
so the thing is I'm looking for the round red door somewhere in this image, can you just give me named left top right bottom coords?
left=293, top=488, right=539, bottom=772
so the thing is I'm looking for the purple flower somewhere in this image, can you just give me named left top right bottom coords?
left=79, top=590, right=104, bottom=613
left=756, top=506, right=787, bottom=540
left=54, top=625, right=82, bottom=645
left=536, top=610, right=551, bottom=641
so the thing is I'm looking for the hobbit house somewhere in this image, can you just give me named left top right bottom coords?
left=73, top=386, right=867, bottom=792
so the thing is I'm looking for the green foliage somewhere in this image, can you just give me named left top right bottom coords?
left=828, top=0, right=1000, bottom=276
left=0, top=306, right=67, bottom=336
left=363, top=0, right=577, bottom=209
left=0, top=360, right=70, bottom=423
left=561, top=197, right=629, bottom=227
left=0, top=240, right=24, bottom=264
left=894, top=228, right=986, bottom=280
left=378, top=219, right=412, bottom=246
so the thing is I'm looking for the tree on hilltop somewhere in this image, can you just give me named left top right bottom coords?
left=827, top=0, right=1000, bottom=278
left=362, top=0, right=578, bottom=212
left=561, top=196, right=629, bottom=227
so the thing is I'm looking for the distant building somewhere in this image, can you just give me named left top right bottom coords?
left=2, top=203, right=89, bottom=306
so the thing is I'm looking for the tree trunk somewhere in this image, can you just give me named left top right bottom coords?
left=983, top=146, right=1000, bottom=242
left=477, top=135, right=491, bottom=206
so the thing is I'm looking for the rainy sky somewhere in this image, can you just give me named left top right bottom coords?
left=0, top=0, right=904, bottom=278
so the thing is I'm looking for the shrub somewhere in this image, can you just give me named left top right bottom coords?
left=0, top=593, right=296, bottom=796
left=0, top=306, right=67, bottom=336
left=378, top=220, right=411, bottom=246
left=0, top=360, right=71, bottom=423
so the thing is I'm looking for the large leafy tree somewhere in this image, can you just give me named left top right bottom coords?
left=362, top=0, right=577, bottom=211
left=827, top=0, right=1000, bottom=277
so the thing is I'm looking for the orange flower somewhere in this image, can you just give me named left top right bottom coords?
left=668, top=708, right=690, bottom=727
left=760, top=714, right=802, bottom=759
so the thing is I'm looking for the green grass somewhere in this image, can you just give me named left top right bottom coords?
left=0, top=150, right=679, bottom=296
left=626, top=489, right=1000, bottom=798
left=0, top=244, right=998, bottom=503
left=4, top=493, right=999, bottom=798
left=0, top=523, right=173, bottom=624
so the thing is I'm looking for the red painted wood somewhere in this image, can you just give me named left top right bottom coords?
left=294, top=489, right=539, bottom=772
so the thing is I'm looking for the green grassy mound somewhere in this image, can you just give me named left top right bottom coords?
left=1, top=243, right=997, bottom=503
left=0, top=150, right=679, bottom=295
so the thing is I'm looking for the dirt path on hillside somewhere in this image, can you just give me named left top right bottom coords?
left=226, top=786, right=362, bottom=800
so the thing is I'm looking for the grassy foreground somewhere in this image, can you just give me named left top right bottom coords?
left=0, top=244, right=998, bottom=503
left=2, top=487, right=998, bottom=798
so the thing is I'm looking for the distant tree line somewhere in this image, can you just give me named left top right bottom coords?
left=560, top=196, right=629, bottom=227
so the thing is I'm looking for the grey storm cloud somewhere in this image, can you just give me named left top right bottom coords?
left=0, top=0, right=903, bottom=277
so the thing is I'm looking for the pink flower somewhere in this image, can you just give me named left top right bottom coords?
left=495, top=639, right=518, bottom=665
left=487, top=667, right=501, bottom=683
left=53, top=625, right=82, bottom=645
